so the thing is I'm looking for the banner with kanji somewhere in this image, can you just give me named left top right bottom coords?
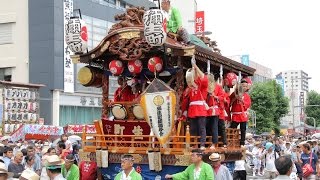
left=195, top=11, right=205, bottom=34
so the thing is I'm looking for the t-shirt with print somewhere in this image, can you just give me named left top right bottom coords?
left=79, top=161, right=97, bottom=180
left=265, top=151, right=279, bottom=172
left=301, top=152, right=318, bottom=174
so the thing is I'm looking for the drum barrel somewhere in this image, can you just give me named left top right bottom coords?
left=77, top=66, right=103, bottom=87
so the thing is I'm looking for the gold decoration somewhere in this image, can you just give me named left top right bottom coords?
left=114, top=124, right=125, bottom=135
left=132, top=125, right=143, bottom=140
left=91, top=54, right=96, bottom=58
left=70, top=55, right=80, bottom=64
left=166, top=48, right=172, bottom=53
left=174, top=155, right=191, bottom=166
left=119, top=31, right=140, bottom=39
left=77, top=66, right=93, bottom=85
left=101, top=41, right=110, bottom=52
left=153, top=95, right=164, bottom=106
left=164, top=148, right=171, bottom=155
left=131, top=154, right=143, bottom=164
left=183, top=48, right=195, bottom=56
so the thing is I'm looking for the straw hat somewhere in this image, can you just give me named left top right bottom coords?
left=185, top=68, right=196, bottom=87
left=0, top=162, right=13, bottom=177
left=209, top=153, right=221, bottom=162
left=45, top=155, right=65, bottom=169
left=20, top=169, right=40, bottom=180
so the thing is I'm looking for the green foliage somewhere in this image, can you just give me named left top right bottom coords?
left=250, top=80, right=289, bottom=135
left=305, top=90, right=320, bottom=126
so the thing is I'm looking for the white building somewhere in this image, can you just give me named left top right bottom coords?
left=277, top=70, right=310, bottom=130
left=170, top=0, right=197, bottom=34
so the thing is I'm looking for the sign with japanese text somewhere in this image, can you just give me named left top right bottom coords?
left=65, top=18, right=88, bottom=53
left=143, top=9, right=167, bottom=46
left=195, top=11, right=205, bottom=34
left=63, top=0, right=74, bottom=93
left=140, top=79, right=176, bottom=145
left=59, top=94, right=102, bottom=107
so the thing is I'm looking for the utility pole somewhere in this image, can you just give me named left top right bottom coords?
left=291, top=77, right=295, bottom=131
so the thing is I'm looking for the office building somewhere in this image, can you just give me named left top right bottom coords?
left=228, top=55, right=272, bottom=83
left=276, top=70, right=310, bottom=130
left=0, top=0, right=155, bottom=126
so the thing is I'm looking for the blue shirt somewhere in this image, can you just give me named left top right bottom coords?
left=301, top=152, right=318, bottom=174
left=3, top=156, right=11, bottom=168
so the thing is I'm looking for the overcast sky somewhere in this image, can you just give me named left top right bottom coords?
left=197, top=0, right=320, bottom=92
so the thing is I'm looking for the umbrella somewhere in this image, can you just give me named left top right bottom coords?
left=68, top=135, right=81, bottom=144
left=0, top=135, right=11, bottom=141
left=311, top=133, right=320, bottom=139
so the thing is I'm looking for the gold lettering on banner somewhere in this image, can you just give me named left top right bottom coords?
left=132, top=125, right=143, bottom=140
left=114, top=124, right=125, bottom=135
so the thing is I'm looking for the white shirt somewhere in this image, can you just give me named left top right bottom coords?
left=53, top=174, right=66, bottom=180
left=265, top=151, right=279, bottom=172
left=234, top=160, right=246, bottom=171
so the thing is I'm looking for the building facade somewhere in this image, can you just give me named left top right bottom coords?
left=0, top=0, right=155, bottom=126
left=277, top=70, right=310, bottom=130
left=228, top=55, right=272, bottom=83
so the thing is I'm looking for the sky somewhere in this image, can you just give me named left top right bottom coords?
left=197, top=0, right=320, bottom=92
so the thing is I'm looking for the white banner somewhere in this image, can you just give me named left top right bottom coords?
left=63, top=0, right=74, bottom=93
left=141, top=91, right=176, bottom=145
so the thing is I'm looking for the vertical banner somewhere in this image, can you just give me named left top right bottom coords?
left=195, top=11, right=205, bottom=34
left=63, top=0, right=74, bottom=93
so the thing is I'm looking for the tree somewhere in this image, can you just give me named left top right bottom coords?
left=250, top=80, right=289, bottom=135
left=305, top=90, right=320, bottom=126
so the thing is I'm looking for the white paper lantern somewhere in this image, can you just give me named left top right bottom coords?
left=65, top=17, right=88, bottom=53
left=143, top=8, right=167, bottom=46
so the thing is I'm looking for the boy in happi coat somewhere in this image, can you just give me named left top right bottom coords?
left=230, top=77, right=252, bottom=147
left=206, top=74, right=226, bottom=150
left=180, top=61, right=208, bottom=150
left=165, top=149, right=214, bottom=180
left=115, top=154, right=142, bottom=180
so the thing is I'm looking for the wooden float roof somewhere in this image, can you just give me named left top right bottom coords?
left=71, top=27, right=255, bottom=76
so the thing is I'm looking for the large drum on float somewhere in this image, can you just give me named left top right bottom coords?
left=132, top=104, right=144, bottom=120
left=111, top=104, right=127, bottom=120
left=77, top=66, right=103, bottom=87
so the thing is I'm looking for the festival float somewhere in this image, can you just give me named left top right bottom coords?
left=65, top=6, right=255, bottom=179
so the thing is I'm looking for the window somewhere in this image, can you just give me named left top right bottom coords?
left=82, top=15, right=112, bottom=50
left=0, top=23, right=13, bottom=45
left=0, top=68, right=12, bottom=81
left=120, top=0, right=126, bottom=8
left=295, top=72, right=298, bottom=74
left=59, top=106, right=102, bottom=126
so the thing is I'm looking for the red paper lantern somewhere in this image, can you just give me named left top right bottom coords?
left=128, top=60, right=143, bottom=74
left=109, top=60, right=124, bottom=76
left=148, top=57, right=163, bottom=73
left=224, top=72, right=238, bottom=88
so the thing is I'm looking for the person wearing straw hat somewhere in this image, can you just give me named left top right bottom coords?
left=61, top=154, right=79, bottom=180
left=209, top=153, right=232, bottom=180
left=45, top=155, right=65, bottom=180
left=165, top=149, right=214, bottom=180
left=180, top=59, right=208, bottom=150
left=114, top=154, right=142, bottom=180
left=19, top=169, right=40, bottom=180
left=0, top=162, right=13, bottom=180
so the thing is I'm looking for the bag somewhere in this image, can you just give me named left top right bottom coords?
left=302, top=153, right=314, bottom=177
